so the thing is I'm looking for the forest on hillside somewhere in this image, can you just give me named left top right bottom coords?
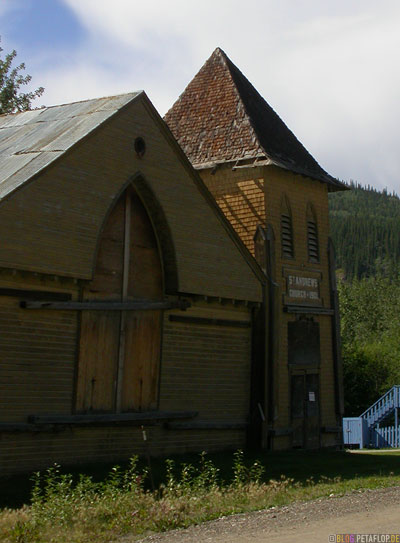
left=329, top=183, right=400, bottom=280
left=329, top=184, right=400, bottom=416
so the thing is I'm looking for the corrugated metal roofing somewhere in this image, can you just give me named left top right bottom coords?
left=0, top=92, right=141, bottom=200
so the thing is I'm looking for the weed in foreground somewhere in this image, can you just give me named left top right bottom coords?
left=1, top=450, right=398, bottom=543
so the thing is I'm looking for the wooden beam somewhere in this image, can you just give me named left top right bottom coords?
left=28, top=411, right=198, bottom=425
left=321, top=426, right=342, bottom=433
left=284, top=304, right=334, bottom=315
left=116, top=191, right=131, bottom=413
left=169, top=315, right=250, bottom=328
left=0, top=288, right=72, bottom=301
left=167, top=421, right=247, bottom=430
left=0, top=423, right=41, bottom=432
left=328, top=237, right=345, bottom=418
left=20, top=300, right=191, bottom=310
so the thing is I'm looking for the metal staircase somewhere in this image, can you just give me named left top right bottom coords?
left=343, top=385, right=400, bottom=448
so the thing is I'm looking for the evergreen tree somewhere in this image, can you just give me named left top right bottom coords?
left=329, top=184, right=400, bottom=280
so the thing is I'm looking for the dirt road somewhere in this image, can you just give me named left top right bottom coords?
left=133, top=486, right=400, bottom=543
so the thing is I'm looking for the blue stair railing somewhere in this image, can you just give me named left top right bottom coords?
left=360, top=385, right=400, bottom=427
left=343, top=385, right=400, bottom=448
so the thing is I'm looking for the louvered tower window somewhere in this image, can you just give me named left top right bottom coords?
left=281, top=197, right=294, bottom=259
left=307, top=204, right=319, bottom=262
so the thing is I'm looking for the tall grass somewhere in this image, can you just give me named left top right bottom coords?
left=0, top=450, right=399, bottom=543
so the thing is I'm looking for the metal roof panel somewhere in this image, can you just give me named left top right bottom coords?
left=0, top=92, right=141, bottom=200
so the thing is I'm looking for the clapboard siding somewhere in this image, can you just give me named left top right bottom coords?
left=197, top=162, right=341, bottom=449
left=0, top=426, right=245, bottom=476
left=201, top=167, right=266, bottom=254
left=159, top=304, right=252, bottom=422
left=0, top=94, right=261, bottom=302
left=0, top=295, right=77, bottom=422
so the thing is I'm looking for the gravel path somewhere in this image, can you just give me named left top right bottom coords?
left=125, top=486, right=400, bottom=543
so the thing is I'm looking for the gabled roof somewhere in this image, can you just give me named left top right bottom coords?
left=164, top=48, right=346, bottom=191
left=0, top=92, right=141, bottom=201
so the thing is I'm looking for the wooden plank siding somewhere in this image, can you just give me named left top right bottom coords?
left=0, top=293, right=78, bottom=422
left=262, top=166, right=337, bottom=447
left=200, top=166, right=266, bottom=255
left=0, top=290, right=252, bottom=475
left=197, top=162, right=340, bottom=449
left=0, top=93, right=264, bottom=475
left=159, top=304, right=252, bottom=423
left=76, top=186, right=163, bottom=414
left=0, top=94, right=262, bottom=303
left=0, top=426, right=246, bottom=475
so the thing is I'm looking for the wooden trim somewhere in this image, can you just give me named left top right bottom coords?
left=116, top=190, right=131, bottom=413
left=71, top=283, right=84, bottom=415
left=20, top=300, right=191, bottom=311
left=0, top=288, right=72, bottom=301
left=328, top=237, right=345, bottom=417
left=0, top=423, right=42, bottom=432
left=284, top=304, right=334, bottom=315
left=141, top=94, right=266, bottom=288
left=167, top=421, right=247, bottom=430
left=321, top=426, right=342, bottom=433
left=269, top=427, right=293, bottom=437
left=168, top=315, right=250, bottom=328
left=131, top=174, right=179, bottom=294
left=28, top=411, right=198, bottom=425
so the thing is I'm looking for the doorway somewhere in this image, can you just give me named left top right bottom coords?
left=291, top=372, right=320, bottom=448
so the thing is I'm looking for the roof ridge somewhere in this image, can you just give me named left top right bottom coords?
left=212, top=48, right=264, bottom=158
left=0, top=91, right=143, bottom=118
left=164, top=48, right=347, bottom=190
left=220, top=51, right=327, bottom=171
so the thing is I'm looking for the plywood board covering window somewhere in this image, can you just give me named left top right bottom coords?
left=76, top=187, right=163, bottom=413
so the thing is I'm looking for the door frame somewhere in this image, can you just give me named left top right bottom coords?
left=290, top=369, right=321, bottom=449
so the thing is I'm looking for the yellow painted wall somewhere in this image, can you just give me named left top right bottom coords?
left=0, top=278, right=252, bottom=475
left=199, top=163, right=340, bottom=449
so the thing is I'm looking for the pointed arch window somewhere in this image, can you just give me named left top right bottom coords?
left=76, top=186, right=163, bottom=414
left=281, top=196, right=294, bottom=259
left=307, top=204, right=319, bottom=263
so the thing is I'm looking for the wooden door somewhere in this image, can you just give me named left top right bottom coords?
left=76, top=187, right=162, bottom=413
left=290, top=372, right=320, bottom=449
left=121, top=191, right=162, bottom=411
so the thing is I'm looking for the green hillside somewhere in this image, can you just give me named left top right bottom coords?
left=329, top=183, right=400, bottom=279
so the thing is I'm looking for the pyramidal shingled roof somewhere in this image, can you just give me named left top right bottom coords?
left=164, top=48, right=346, bottom=191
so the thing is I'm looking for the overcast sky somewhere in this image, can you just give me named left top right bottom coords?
left=1, top=0, right=400, bottom=193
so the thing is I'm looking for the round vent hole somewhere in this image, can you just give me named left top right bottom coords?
left=134, top=137, right=146, bottom=158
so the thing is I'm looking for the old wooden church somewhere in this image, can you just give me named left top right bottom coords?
left=165, top=48, right=347, bottom=450
left=0, top=48, right=346, bottom=475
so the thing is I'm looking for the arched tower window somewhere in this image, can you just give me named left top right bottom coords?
left=306, top=204, right=319, bottom=263
left=281, top=196, right=294, bottom=259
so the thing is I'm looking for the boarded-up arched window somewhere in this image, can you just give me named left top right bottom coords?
left=306, top=204, right=319, bottom=263
left=76, top=186, right=163, bottom=414
left=281, top=196, right=294, bottom=259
